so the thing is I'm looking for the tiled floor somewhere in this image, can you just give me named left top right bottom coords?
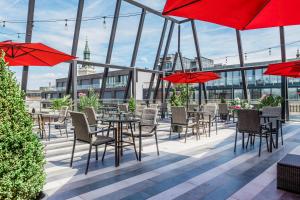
left=42, top=120, right=300, bottom=200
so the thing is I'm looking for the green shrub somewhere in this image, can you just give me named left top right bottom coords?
left=78, top=89, right=101, bottom=111
left=169, top=85, right=194, bottom=107
left=128, top=97, right=136, bottom=113
left=258, top=95, right=282, bottom=109
left=51, top=95, right=71, bottom=110
left=0, top=52, right=45, bottom=199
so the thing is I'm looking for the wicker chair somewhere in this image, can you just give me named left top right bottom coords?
left=48, top=106, right=69, bottom=139
left=135, top=105, right=146, bottom=119
left=170, top=106, right=198, bottom=142
left=200, top=104, right=218, bottom=137
left=218, top=103, right=231, bottom=121
left=123, top=108, right=159, bottom=157
left=235, top=109, right=271, bottom=156
left=69, top=111, right=115, bottom=174
left=261, top=106, right=283, bottom=147
left=118, top=104, right=128, bottom=113
left=83, top=107, right=109, bottom=132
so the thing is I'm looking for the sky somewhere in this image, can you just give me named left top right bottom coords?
left=1, top=0, right=300, bottom=89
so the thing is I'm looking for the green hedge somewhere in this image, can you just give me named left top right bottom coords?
left=0, top=52, right=45, bottom=199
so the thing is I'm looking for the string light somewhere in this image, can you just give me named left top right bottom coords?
left=269, top=48, right=271, bottom=55
left=225, top=56, right=228, bottom=64
left=2, top=21, right=5, bottom=27
left=64, top=19, right=68, bottom=30
left=244, top=52, right=247, bottom=60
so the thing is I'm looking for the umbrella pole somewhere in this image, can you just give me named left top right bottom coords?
left=186, top=83, right=189, bottom=110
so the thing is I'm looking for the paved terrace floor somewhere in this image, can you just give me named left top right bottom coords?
left=43, top=120, right=300, bottom=200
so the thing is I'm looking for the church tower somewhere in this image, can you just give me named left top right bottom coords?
left=78, top=38, right=96, bottom=76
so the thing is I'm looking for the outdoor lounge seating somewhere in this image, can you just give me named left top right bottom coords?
left=69, top=111, right=115, bottom=174
left=83, top=107, right=109, bottom=132
left=218, top=103, right=231, bottom=121
left=235, top=109, right=271, bottom=156
left=201, top=104, right=218, bottom=137
left=48, top=106, right=69, bottom=139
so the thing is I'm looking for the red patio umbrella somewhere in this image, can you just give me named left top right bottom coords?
left=0, top=40, right=76, bottom=66
left=162, top=71, right=220, bottom=108
left=264, top=61, right=300, bottom=78
left=163, top=0, right=300, bottom=30
left=162, top=71, right=220, bottom=83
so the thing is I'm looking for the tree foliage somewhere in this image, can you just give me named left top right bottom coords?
left=0, top=52, right=45, bottom=199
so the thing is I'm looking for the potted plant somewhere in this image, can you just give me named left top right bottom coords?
left=258, top=94, right=282, bottom=109
left=51, top=95, right=71, bottom=111
left=128, top=97, right=136, bottom=114
left=0, top=52, right=46, bottom=199
left=78, top=89, right=101, bottom=111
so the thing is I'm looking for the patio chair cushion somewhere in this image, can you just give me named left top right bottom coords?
left=91, top=135, right=114, bottom=146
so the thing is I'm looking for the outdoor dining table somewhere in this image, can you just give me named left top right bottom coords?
left=34, top=112, right=60, bottom=140
left=101, top=115, right=141, bottom=167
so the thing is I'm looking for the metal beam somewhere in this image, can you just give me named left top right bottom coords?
left=191, top=20, right=207, bottom=104
left=66, top=0, right=84, bottom=96
left=178, top=25, right=184, bottom=71
left=72, top=60, right=78, bottom=111
left=153, top=21, right=175, bottom=102
left=65, top=59, right=162, bottom=74
left=21, top=0, right=35, bottom=92
left=123, top=0, right=180, bottom=24
left=280, top=26, right=288, bottom=121
left=236, top=30, right=249, bottom=100
left=124, top=8, right=146, bottom=100
left=165, top=52, right=178, bottom=99
left=146, top=19, right=168, bottom=104
left=99, top=0, right=122, bottom=99
left=203, top=65, right=268, bottom=73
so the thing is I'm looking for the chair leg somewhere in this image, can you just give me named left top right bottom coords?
left=85, top=143, right=93, bottom=175
left=101, top=144, right=107, bottom=161
left=259, top=134, right=262, bottom=157
left=169, top=126, right=172, bottom=139
left=70, top=138, right=76, bottom=167
left=129, top=122, right=138, bottom=160
left=95, top=146, right=98, bottom=161
left=154, top=129, right=159, bottom=156
left=280, top=124, right=283, bottom=145
left=242, top=132, right=245, bottom=149
left=234, top=127, right=238, bottom=153
left=246, top=133, right=251, bottom=149
left=265, top=136, right=269, bottom=152
left=59, top=127, right=62, bottom=136
left=65, top=122, right=68, bottom=138
left=184, top=125, right=188, bottom=143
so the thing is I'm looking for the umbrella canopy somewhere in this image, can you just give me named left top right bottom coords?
left=162, top=71, right=220, bottom=83
left=264, top=61, right=300, bottom=78
left=163, top=0, right=300, bottom=30
left=0, top=40, right=76, bottom=66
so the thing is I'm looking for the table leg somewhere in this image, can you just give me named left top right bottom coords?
left=48, top=117, right=51, bottom=141
left=276, top=120, right=279, bottom=148
left=139, top=124, right=142, bottom=161
left=208, top=115, right=211, bottom=137
left=121, top=122, right=123, bottom=157
left=114, top=124, right=118, bottom=167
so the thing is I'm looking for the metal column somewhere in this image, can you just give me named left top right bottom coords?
left=280, top=26, right=288, bottom=121
left=177, top=24, right=185, bottom=72
left=124, top=9, right=146, bottom=101
left=165, top=52, right=178, bottom=99
left=66, top=0, right=84, bottom=96
left=21, top=0, right=35, bottom=92
left=99, top=0, right=122, bottom=99
left=153, top=21, right=175, bottom=102
left=191, top=20, right=207, bottom=104
left=72, top=60, right=78, bottom=111
left=236, top=30, right=248, bottom=100
left=146, top=19, right=168, bottom=104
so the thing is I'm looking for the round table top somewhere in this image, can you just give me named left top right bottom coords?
left=101, top=116, right=140, bottom=123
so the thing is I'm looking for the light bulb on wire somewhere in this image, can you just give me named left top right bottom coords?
left=64, top=19, right=68, bottom=30
left=103, top=17, right=106, bottom=29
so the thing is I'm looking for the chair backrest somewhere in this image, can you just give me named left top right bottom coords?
left=237, top=109, right=260, bottom=133
left=188, top=104, right=198, bottom=112
left=136, top=105, right=146, bottom=118
left=203, top=104, right=217, bottom=117
left=149, top=104, right=158, bottom=109
left=171, top=106, right=187, bottom=125
left=58, top=106, right=68, bottom=122
left=83, top=107, right=97, bottom=125
left=141, top=108, right=158, bottom=132
left=69, top=111, right=91, bottom=142
left=261, top=106, right=281, bottom=128
left=118, top=104, right=128, bottom=112
left=218, top=103, right=228, bottom=115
